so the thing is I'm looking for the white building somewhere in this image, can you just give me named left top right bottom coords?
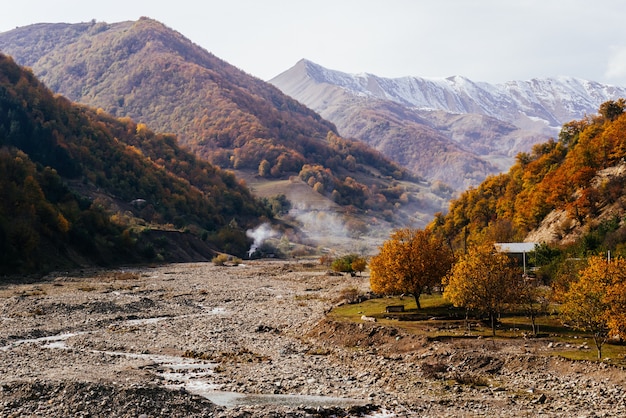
left=495, top=242, right=540, bottom=274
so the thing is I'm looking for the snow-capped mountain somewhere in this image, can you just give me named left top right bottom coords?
left=279, top=59, right=626, bottom=133
left=270, top=59, right=626, bottom=191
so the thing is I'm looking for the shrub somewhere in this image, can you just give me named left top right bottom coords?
left=452, top=372, right=489, bottom=387
left=319, top=254, right=334, bottom=267
left=140, top=243, right=156, bottom=259
left=336, top=287, right=360, bottom=304
left=212, top=254, right=229, bottom=266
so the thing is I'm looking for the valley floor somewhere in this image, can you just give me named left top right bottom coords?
left=0, top=261, right=624, bottom=417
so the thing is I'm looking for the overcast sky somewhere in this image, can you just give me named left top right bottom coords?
left=2, top=0, right=626, bottom=85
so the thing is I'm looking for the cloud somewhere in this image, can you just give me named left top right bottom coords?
left=3, top=0, right=626, bottom=84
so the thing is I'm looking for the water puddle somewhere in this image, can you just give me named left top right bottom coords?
left=123, top=351, right=368, bottom=409
left=0, top=331, right=87, bottom=351
left=123, top=316, right=172, bottom=326
left=188, top=389, right=368, bottom=409
left=111, top=346, right=368, bottom=409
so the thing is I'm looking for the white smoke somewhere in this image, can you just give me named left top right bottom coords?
left=293, top=209, right=349, bottom=241
left=246, top=222, right=277, bottom=258
left=288, top=206, right=388, bottom=254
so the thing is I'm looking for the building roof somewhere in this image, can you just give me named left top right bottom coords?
left=495, top=242, right=539, bottom=253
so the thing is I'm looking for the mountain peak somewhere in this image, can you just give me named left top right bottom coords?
left=275, top=59, right=626, bottom=132
left=271, top=59, right=626, bottom=193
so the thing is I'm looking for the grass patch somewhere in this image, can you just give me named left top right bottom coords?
left=330, top=293, right=449, bottom=320
left=548, top=336, right=626, bottom=365
left=452, top=372, right=490, bottom=387
left=306, top=347, right=332, bottom=356
left=330, top=293, right=459, bottom=321
left=328, top=294, right=626, bottom=363
left=497, top=314, right=576, bottom=338
left=328, top=293, right=476, bottom=336
left=329, top=296, right=408, bottom=322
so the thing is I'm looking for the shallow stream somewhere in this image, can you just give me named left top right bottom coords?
left=1, top=314, right=370, bottom=410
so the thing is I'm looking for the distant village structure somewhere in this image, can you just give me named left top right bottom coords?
left=495, top=242, right=540, bottom=275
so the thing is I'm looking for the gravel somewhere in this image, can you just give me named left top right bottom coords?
left=1, top=260, right=625, bottom=417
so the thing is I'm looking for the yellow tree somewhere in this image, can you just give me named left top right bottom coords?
left=369, top=228, right=454, bottom=309
left=351, top=256, right=367, bottom=276
left=443, top=242, right=521, bottom=336
left=560, top=255, right=626, bottom=359
left=258, top=159, right=271, bottom=177
left=606, top=277, right=626, bottom=340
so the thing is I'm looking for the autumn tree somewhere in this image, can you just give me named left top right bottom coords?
left=517, top=276, right=551, bottom=336
left=331, top=253, right=367, bottom=276
left=260, top=194, right=291, bottom=217
left=443, top=242, right=522, bottom=336
left=598, top=99, right=626, bottom=122
left=258, top=159, right=270, bottom=177
left=559, top=255, right=626, bottom=359
left=351, top=256, right=367, bottom=276
left=369, top=228, right=454, bottom=309
left=605, top=272, right=626, bottom=340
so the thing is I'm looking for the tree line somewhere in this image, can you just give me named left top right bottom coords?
left=2, top=18, right=416, bottom=219
left=369, top=227, right=625, bottom=359
left=432, top=100, right=626, bottom=255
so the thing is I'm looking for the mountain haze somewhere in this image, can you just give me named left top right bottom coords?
left=271, top=59, right=626, bottom=190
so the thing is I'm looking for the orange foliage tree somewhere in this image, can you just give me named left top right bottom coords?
left=443, top=242, right=522, bottom=336
left=559, top=255, right=626, bottom=359
left=369, top=228, right=454, bottom=309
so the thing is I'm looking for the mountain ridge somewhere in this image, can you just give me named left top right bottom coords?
left=270, top=59, right=626, bottom=191
left=286, top=59, right=626, bottom=132
left=430, top=99, right=626, bottom=264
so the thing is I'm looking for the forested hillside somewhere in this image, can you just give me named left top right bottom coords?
left=0, top=54, right=268, bottom=274
left=432, top=100, right=626, bottom=257
left=0, top=18, right=435, bottom=221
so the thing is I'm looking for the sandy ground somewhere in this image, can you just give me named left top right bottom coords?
left=1, top=260, right=625, bottom=417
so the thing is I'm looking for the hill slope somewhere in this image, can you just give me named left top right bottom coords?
left=0, top=53, right=268, bottom=274
left=0, top=18, right=445, bottom=229
left=270, top=59, right=626, bottom=190
left=431, top=100, right=626, bottom=257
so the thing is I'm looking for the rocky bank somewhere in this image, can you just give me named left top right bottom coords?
left=1, top=261, right=625, bottom=417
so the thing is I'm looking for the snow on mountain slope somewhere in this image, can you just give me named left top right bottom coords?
left=279, top=59, right=626, bottom=134
left=270, top=59, right=626, bottom=192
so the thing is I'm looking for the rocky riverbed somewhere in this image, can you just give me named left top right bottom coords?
left=1, top=261, right=625, bottom=417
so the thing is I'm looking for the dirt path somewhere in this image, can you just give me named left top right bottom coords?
left=1, top=261, right=625, bottom=417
